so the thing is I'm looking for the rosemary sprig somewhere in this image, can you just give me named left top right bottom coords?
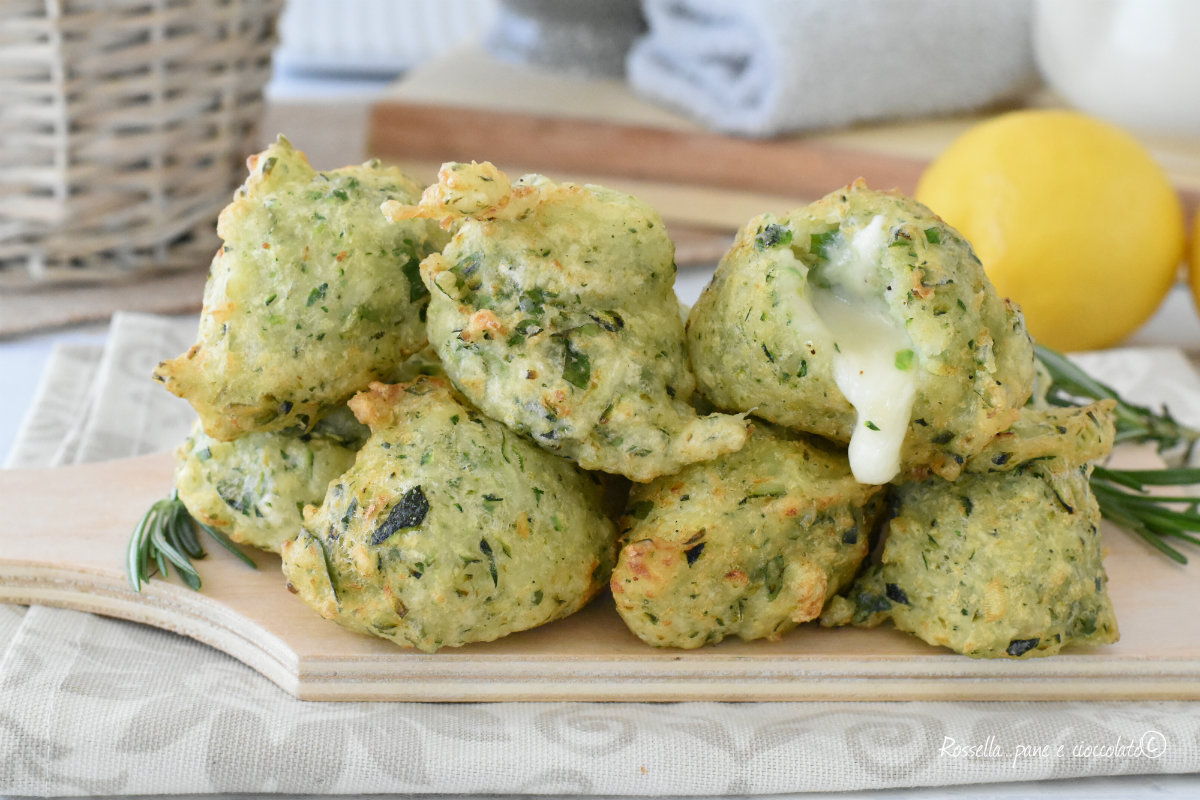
left=1036, top=344, right=1200, bottom=563
left=1036, top=345, right=1200, bottom=459
left=126, top=491, right=257, bottom=592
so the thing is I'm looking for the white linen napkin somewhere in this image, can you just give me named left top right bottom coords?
left=2, top=312, right=1198, bottom=795
left=3, top=343, right=102, bottom=471
left=627, top=0, right=1039, bottom=136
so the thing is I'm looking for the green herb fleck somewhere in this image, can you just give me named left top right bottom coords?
left=452, top=253, right=483, bottom=292
left=809, top=230, right=840, bottom=261
left=480, top=538, right=498, bottom=586
left=216, top=479, right=259, bottom=518
left=340, top=497, right=358, bottom=530
left=755, top=555, right=786, bottom=600
left=894, top=349, right=915, bottom=370
left=755, top=223, right=794, bottom=250
left=1006, top=638, right=1039, bottom=657
left=400, top=255, right=429, bottom=304
left=371, top=487, right=429, bottom=545
left=563, top=341, right=591, bottom=389
left=306, top=283, right=328, bottom=307
left=519, top=287, right=553, bottom=315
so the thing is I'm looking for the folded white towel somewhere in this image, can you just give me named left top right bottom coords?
left=627, top=0, right=1039, bottom=136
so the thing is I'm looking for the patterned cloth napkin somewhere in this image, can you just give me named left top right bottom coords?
left=2, top=311, right=1199, bottom=796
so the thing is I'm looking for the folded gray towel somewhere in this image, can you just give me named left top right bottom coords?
left=627, top=0, right=1039, bottom=136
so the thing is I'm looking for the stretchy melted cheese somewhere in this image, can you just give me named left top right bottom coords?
left=809, top=214, right=917, bottom=484
left=687, top=181, right=1036, bottom=482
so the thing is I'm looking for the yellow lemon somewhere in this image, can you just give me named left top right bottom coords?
left=916, top=110, right=1184, bottom=352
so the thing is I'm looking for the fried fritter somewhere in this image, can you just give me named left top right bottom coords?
left=174, top=406, right=366, bottom=553
left=822, top=401, right=1119, bottom=658
left=687, top=181, right=1035, bottom=484
left=173, top=347, right=442, bottom=553
left=154, top=137, right=447, bottom=440
left=611, top=422, right=884, bottom=648
left=383, top=161, right=749, bottom=482
left=280, top=377, right=617, bottom=652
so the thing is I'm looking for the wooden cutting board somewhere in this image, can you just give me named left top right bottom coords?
left=366, top=45, right=1200, bottom=235
left=0, top=450, right=1197, bottom=702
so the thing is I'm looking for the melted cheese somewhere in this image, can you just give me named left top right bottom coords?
left=811, top=215, right=916, bottom=485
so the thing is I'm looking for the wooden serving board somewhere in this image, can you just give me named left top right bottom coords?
left=1, top=451, right=1198, bottom=702
left=367, top=46, right=1200, bottom=232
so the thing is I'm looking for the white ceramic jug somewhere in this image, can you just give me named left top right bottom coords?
left=1034, top=0, right=1200, bottom=135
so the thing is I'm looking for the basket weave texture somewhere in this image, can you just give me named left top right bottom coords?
left=0, top=0, right=283, bottom=286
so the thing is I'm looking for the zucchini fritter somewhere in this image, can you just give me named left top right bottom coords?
left=384, top=161, right=749, bottom=482
left=687, top=181, right=1035, bottom=484
left=611, top=423, right=884, bottom=648
left=280, top=377, right=618, bottom=652
left=174, top=406, right=366, bottom=554
left=823, top=401, right=1119, bottom=658
left=154, top=137, right=447, bottom=440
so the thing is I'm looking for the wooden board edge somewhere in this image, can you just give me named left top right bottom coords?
left=367, top=101, right=931, bottom=198
left=289, top=648, right=1200, bottom=703
left=368, top=101, right=1200, bottom=222
left=292, top=674, right=1200, bottom=703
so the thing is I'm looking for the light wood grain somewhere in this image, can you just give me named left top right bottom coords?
left=382, top=156, right=810, bottom=237
left=0, top=451, right=1197, bottom=702
left=368, top=102, right=929, bottom=215
left=368, top=45, right=1200, bottom=229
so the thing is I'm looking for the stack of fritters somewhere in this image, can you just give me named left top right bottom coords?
left=160, top=142, right=1119, bottom=658
left=613, top=183, right=1117, bottom=657
left=161, top=152, right=747, bottom=651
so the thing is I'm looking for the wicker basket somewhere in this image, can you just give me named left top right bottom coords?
left=0, top=0, right=283, bottom=286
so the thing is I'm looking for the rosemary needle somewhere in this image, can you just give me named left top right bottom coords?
left=1037, top=345, right=1200, bottom=459
left=126, top=490, right=256, bottom=592
left=1037, top=345, right=1200, bottom=564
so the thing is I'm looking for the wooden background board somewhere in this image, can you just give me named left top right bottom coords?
left=366, top=46, right=1200, bottom=235
left=0, top=451, right=1198, bottom=702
